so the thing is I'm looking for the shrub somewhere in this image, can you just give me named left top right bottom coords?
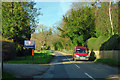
left=2, top=40, right=16, bottom=60
left=87, top=36, right=109, bottom=50
left=100, top=34, right=120, bottom=50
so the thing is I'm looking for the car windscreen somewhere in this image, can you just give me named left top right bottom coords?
left=76, top=48, right=87, bottom=53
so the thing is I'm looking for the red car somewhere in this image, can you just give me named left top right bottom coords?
left=73, top=46, right=89, bottom=61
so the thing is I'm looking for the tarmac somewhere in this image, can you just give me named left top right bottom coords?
left=3, top=63, right=49, bottom=78
left=3, top=52, right=56, bottom=79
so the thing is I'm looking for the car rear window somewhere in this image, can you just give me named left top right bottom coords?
left=76, top=48, right=87, bottom=53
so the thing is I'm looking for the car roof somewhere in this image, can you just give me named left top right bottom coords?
left=75, top=46, right=86, bottom=49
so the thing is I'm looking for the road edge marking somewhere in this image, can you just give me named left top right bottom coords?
left=85, top=72, right=95, bottom=80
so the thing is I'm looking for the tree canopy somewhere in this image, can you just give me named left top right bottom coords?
left=2, top=2, right=40, bottom=55
left=57, top=6, right=96, bottom=48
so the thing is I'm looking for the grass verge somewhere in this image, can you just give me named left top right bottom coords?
left=94, top=58, right=120, bottom=67
left=2, top=72, right=17, bottom=80
left=4, top=50, right=54, bottom=64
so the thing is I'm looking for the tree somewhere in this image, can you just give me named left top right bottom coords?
left=31, top=24, right=55, bottom=50
left=2, top=2, right=40, bottom=56
left=58, top=6, right=96, bottom=48
left=92, top=2, right=119, bottom=37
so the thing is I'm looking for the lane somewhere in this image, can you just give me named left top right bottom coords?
left=77, top=62, right=118, bottom=78
left=42, top=51, right=89, bottom=79
left=58, top=51, right=94, bottom=79
left=59, top=51, right=119, bottom=79
left=42, top=51, right=119, bottom=80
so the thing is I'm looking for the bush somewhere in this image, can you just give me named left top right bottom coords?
left=2, top=40, right=16, bottom=60
left=100, top=34, right=120, bottom=50
left=87, top=36, right=109, bottom=50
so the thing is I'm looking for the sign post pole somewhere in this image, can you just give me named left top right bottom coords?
left=32, top=49, right=34, bottom=60
left=25, top=48, right=27, bottom=60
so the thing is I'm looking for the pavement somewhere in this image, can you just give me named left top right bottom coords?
left=3, top=63, right=49, bottom=78
left=3, top=52, right=56, bottom=79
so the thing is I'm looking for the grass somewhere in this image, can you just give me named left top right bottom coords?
left=4, top=50, right=54, bottom=64
left=2, top=72, right=17, bottom=80
left=94, top=58, right=120, bottom=67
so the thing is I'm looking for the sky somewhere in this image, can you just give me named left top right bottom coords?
left=34, top=2, right=72, bottom=32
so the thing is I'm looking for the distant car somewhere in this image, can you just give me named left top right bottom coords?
left=73, top=46, right=89, bottom=61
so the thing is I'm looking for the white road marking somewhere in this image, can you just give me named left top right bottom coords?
left=85, top=72, right=95, bottom=80
left=75, top=64, right=80, bottom=68
left=60, top=52, right=80, bottom=69
left=65, top=56, right=71, bottom=62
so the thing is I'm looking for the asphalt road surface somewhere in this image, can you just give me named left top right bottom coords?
left=39, top=51, right=119, bottom=80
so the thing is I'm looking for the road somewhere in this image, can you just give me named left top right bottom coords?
left=39, top=51, right=119, bottom=80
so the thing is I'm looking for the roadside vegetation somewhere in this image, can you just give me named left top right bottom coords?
left=52, top=2, right=119, bottom=51
left=50, top=2, right=120, bottom=68
left=4, top=50, right=53, bottom=64
left=2, top=1, right=120, bottom=67
left=2, top=72, right=17, bottom=80
left=2, top=2, right=40, bottom=57
left=94, top=58, right=120, bottom=67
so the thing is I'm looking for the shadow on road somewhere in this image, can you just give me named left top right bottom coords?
left=49, top=53, right=119, bottom=80
left=3, top=51, right=119, bottom=80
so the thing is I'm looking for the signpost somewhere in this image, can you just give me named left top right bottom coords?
left=24, top=40, right=35, bottom=49
left=32, top=49, right=34, bottom=60
left=24, top=40, right=35, bottom=60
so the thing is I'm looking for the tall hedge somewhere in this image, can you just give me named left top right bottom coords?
left=87, top=36, right=109, bottom=50
left=2, top=41, right=16, bottom=60
left=100, top=35, right=120, bottom=50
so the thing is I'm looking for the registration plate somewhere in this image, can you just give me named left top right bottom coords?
left=80, top=57, right=85, bottom=59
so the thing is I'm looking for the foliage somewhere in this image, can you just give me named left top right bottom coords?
left=100, top=34, right=120, bottom=50
left=2, top=2, right=40, bottom=56
left=87, top=36, right=109, bottom=50
left=92, top=2, right=119, bottom=37
left=31, top=25, right=55, bottom=50
left=2, top=38, right=16, bottom=60
left=57, top=6, right=96, bottom=50
left=118, top=1, right=120, bottom=35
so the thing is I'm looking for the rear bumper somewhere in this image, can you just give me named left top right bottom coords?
left=74, top=56, right=89, bottom=60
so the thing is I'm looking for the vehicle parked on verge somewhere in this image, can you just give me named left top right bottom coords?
left=73, top=46, right=89, bottom=61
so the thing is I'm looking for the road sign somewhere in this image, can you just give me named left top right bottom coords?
left=24, top=40, right=35, bottom=49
